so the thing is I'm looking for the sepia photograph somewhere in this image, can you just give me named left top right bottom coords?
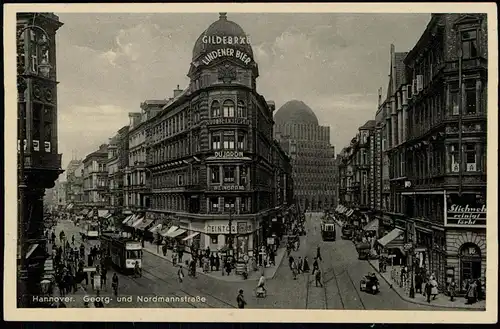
left=3, top=2, right=498, bottom=323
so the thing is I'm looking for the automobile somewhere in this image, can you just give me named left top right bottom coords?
left=360, top=273, right=380, bottom=294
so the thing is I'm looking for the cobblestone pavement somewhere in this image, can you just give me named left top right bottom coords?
left=52, top=217, right=477, bottom=310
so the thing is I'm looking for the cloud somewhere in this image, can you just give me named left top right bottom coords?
left=54, top=12, right=430, bottom=167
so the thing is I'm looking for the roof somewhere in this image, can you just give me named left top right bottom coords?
left=274, top=100, right=319, bottom=126
left=359, top=120, right=377, bottom=130
left=394, top=52, right=408, bottom=89
left=192, top=13, right=253, bottom=61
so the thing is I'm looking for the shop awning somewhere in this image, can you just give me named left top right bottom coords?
left=149, top=224, right=162, bottom=233
left=122, top=215, right=133, bottom=224
left=104, top=213, right=113, bottom=219
left=135, top=219, right=154, bottom=230
left=182, top=232, right=200, bottom=241
left=81, top=209, right=89, bottom=216
left=346, top=209, right=354, bottom=217
left=160, top=226, right=178, bottom=237
left=66, top=203, right=74, bottom=210
left=168, top=229, right=187, bottom=238
left=377, top=228, right=404, bottom=247
left=363, top=218, right=379, bottom=231
left=98, top=210, right=109, bottom=218
left=131, top=216, right=144, bottom=228
left=25, top=244, right=39, bottom=259
left=125, top=214, right=139, bottom=226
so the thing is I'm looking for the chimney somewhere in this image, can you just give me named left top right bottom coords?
left=267, top=100, right=276, bottom=112
left=173, top=85, right=183, bottom=98
left=128, top=112, right=141, bottom=127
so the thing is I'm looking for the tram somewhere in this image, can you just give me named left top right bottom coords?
left=100, top=232, right=142, bottom=274
left=320, top=216, right=337, bottom=241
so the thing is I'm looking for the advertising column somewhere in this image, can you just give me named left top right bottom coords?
left=444, top=192, right=486, bottom=293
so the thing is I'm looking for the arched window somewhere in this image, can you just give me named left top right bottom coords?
left=223, top=100, right=235, bottom=117
left=211, top=100, right=221, bottom=118
left=237, top=100, right=246, bottom=117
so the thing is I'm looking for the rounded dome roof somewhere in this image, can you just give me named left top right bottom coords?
left=274, top=100, right=319, bottom=126
left=192, top=13, right=253, bottom=60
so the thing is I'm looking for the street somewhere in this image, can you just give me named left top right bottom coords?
left=54, top=216, right=454, bottom=309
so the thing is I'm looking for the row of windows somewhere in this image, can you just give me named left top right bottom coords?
left=208, top=196, right=250, bottom=213
left=210, top=100, right=247, bottom=118
left=211, top=131, right=246, bottom=150
left=209, top=165, right=248, bottom=185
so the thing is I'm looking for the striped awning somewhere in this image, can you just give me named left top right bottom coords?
left=122, top=215, right=133, bottom=224
left=377, top=228, right=404, bottom=247
left=149, top=224, right=162, bottom=233
left=160, top=226, right=178, bottom=237
left=66, top=203, right=74, bottom=210
left=135, top=219, right=154, bottom=230
left=168, top=229, right=187, bottom=238
left=182, top=232, right=200, bottom=241
left=131, top=216, right=144, bottom=228
left=125, top=214, right=139, bottom=226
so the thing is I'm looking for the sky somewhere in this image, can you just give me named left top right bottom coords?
left=55, top=12, right=431, bottom=172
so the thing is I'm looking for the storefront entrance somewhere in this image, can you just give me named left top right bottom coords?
left=459, top=243, right=482, bottom=291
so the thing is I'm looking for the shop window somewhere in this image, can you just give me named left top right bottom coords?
left=223, top=100, right=235, bottom=117
left=223, top=166, right=235, bottom=183
left=465, top=144, right=477, bottom=171
left=211, top=100, right=221, bottom=118
left=211, top=166, right=220, bottom=184
left=223, top=131, right=235, bottom=150
left=212, top=133, right=221, bottom=150
left=210, top=235, right=218, bottom=244
left=449, top=144, right=460, bottom=173
left=237, top=100, right=246, bottom=117
left=465, top=81, right=477, bottom=115
left=461, top=30, right=478, bottom=60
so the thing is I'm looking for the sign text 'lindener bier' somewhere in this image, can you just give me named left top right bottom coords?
left=201, top=35, right=253, bottom=65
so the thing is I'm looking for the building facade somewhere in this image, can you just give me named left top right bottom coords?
left=65, top=158, right=84, bottom=211
left=82, top=144, right=109, bottom=208
left=144, top=13, right=292, bottom=258
left=273, top=100, right=337, bottom=211
left=398, top=14, right=487, bottom=291
left=17, top=12, right=64, bottom=306
left=124, top=101, right=167, bottom=215
left=106, top=126, right=129, bottom=215
left=338, top=13, right=488, bottom=294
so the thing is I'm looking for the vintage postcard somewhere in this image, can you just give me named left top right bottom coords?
left=3, top=2, right=498, bottom=324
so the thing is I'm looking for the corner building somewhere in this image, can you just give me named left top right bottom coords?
left=146, top=13, right=292, bottom=257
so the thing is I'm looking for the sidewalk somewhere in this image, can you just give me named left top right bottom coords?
left=142, top=238, right=293, bottom=282
left=367, top=259, right=486, bottom=310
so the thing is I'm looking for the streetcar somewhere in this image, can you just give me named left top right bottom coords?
left=100, top=232, right=142, bottom=274
left=320, top=216, right=336, bottom=241
left=80, top=221, right=100, bottom=239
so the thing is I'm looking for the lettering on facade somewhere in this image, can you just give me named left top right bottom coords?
left=205, top=223, right=253, bottom=234
left=212, top=185, right=245, bottom=191
left=214, top=151, right=244, bottom=158
left=209, top=117, right=250, bottom=125
left=201, top=48, right=253, bottom=66
left=202, top=35, right=251, bottom=45
left=446, top=204, right=486, bottom=227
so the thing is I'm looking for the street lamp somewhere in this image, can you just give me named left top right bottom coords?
left=226, top=203, right=235, bottom=254
left=17, top=24, right=51, bottom=307
left=404, top=240, right=416, bottom=298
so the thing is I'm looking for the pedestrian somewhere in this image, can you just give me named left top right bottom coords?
left=288, top=255, right=294, bottom=270
left=94, top=291, right=105, bottom=308
left=465, top=280, right=478, bottom=304
left=424, top=279, right=432, bottom=303
left=303, top=256, right=310, bottom=273
left=112, top=273, right=119, bottom=296
left=162, top=243, right=168, bottom=257
left=237, top=289, right=247, bottom=309
left=415, top=272, right=423, bottom=294
left=71, top=235, right=75, bottom=245
left=177, top=265, right=185, bottom=283
left=215, top=254, right=220, bottom=272
left=178, top=249, right=184, bottom=263
left=101, top=266, right=107, bottom=290
left=316, top=246, right=322, bottom=261
left=312, top=257, right=319, bottom=274
left=297, top=257, right=303, bottom=274
left=315, top=268, right=323, bottom=287
left=210, top=253, right=216, bottom=271
left=430, top=274, right=439, bottom=300
left=448, top=279, right=456, bottom=302
left=476, top=279, right=483, bottom=301
left=291, top=260, right=298, bottom=280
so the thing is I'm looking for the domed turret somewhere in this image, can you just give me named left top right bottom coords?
left=192, top=13, right=253, bottom=61
left=274, top=100, right=319, bottom=126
